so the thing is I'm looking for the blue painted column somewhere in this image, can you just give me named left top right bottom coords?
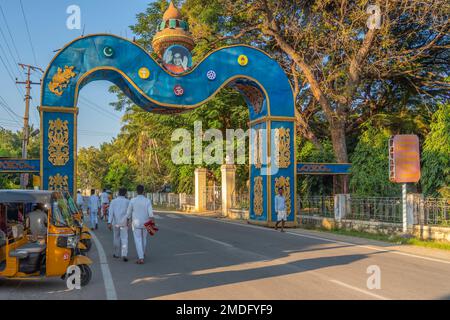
left=248, top=118, right=297, bottom=227
left=40, top=106, right=77, bottom=195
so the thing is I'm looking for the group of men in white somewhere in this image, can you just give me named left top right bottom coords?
left=76, top=185, right=154, bottom=264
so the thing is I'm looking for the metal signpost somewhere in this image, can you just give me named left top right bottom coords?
left=389, top=135, right=421, bottom=233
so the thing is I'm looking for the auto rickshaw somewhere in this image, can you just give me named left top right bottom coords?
left=0, top=190, right=92, bottom=286
left=63, top=192, right=92, bottom=252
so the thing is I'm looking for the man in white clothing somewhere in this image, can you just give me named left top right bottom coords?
left=108, top=188, right=130, bottom=262
left=76, top=190, right=85, bottom=220
left=100, top=189, right=110, bottom=221
left=87, top=189, right=100, bottom=230
left=274, top=187, right=287, bottom=232
left=126, top=185, right=154, bottom=264
left=76, top=190, right=84, bottom=208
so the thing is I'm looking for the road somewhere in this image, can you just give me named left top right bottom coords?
left=1, top=211, right=449, bottom=300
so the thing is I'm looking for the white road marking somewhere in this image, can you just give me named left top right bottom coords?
left=194, top=234, right=234, bottom=248
left=187, top=215, right=450, bottom=265
left=167, top=214, right=182, bottom=219
left=175, top=251, right=207, bottom=256
left=329, top=280, right=390, bottom=300
left=90, top=232, right=118, bottom=300
left=154, top=215, right=164, bottom=219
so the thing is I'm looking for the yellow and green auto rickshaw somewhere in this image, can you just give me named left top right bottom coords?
left=0, top=190, right=92, bottom=286
left=63, top=191, right=92, bottom=252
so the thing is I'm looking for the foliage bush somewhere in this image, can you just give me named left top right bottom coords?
left=421, top=104, right=450, bottom=198
left=349, top=125, right=400, bottom=197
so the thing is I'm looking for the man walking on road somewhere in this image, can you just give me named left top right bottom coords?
left=76, top=190, right=84, bottom=216
left=108, top=188, right=130, bottom=262
left=274, top=187, right=287, bottom=232
left=126, top=185, right=154, bottom=264
left=88, top=189, right=100, bottom=230
left=100, top=188, right=110, bottom=221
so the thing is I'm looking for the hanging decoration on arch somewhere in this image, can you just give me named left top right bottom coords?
left=48, top=118, right=69, bottom=166
left=48, top=173, right=69, bottom=191
left=275, top=127, right=291, bottom=169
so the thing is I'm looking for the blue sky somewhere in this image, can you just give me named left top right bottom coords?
left=0, top=0, right=151, bottom=149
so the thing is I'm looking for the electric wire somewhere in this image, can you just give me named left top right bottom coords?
left=19, top=0, right=38, bottom=66
left=0, top=4, right=23, bottom=63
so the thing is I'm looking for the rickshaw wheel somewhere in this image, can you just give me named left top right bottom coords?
left=79, top=264, right=92, bottom=286
left=80, top=238, right=92, bottom=251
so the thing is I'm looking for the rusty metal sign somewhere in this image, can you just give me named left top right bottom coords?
left=389, top=135, right=421, bottom=183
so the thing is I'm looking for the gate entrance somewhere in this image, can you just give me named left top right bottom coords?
left=39, top=4, right=296, bottom=226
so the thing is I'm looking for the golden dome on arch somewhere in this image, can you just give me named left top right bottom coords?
left=151, top=1, right=195, bottom=58
left=163, top=2, right=182, bottom=20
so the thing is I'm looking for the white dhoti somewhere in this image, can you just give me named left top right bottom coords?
left=133, top=227, right=147, bottom=260
left=113, top=226, right=128, bottom=258
left=90, top=210, right=98, bottom=229
left=277, top=210, right=287, bottom=221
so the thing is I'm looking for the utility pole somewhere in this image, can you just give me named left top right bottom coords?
left=16, top=63, right=43, bottom=189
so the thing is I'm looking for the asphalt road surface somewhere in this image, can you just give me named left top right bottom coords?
left=1, top=211, right=449, bottom=300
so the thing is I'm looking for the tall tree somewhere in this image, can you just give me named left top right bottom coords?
left=184, top=0, right=449, bottom=170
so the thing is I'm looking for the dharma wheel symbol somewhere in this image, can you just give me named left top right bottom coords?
left=206, top=70, right=216, bottom=80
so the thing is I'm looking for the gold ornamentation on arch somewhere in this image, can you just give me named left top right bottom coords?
left=253, top=176, right=263, bottom=216
left=253, top=129, right=263, bottom=169
left=275, top=176, right=291, bottom=216
left=48, top=173, right=69, bottom=191
left=48, top=118, right=69, bottom=166
left=275, top=127, right=291, bottom=168
left=48, top=66, right=76, bottom=96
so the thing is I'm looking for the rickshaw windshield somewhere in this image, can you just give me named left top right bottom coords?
left=50, top=192, right=74, bottom=227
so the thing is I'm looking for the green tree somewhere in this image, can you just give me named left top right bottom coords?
left=349, top=125, right=400, bottom=196
left=421, top=103, right=450, bottom=197
left=297, top=139, right=335, bottom=196
left=103, top=160, right=136, bottom=191
left=0, top=127, right=40, bottom=189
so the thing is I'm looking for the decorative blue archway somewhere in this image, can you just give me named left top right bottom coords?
left=40, top=34, right=296, bottom=226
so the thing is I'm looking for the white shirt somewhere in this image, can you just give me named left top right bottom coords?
left=108, top=196, right=130, bottom=227
left=76, top=193, right=83, bottom=205
left=275, top=195, right=286, bottom=212
left=126, top=195, right=153, bottom=229
left=100, top=192, right=110, bottom=204
left=88, top=195, right=100, bottom=212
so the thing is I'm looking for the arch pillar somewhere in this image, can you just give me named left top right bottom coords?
left=39, top=106, right=78, bottom=194
left=221, top=164, right=236, bottom=216
left=194, top=168, right=207, bottom=212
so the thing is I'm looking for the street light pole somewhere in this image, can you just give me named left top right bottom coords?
left=16, top=63, right=43, bottom=189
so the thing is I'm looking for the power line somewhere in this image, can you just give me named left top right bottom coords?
left=0, top=95, right=22, bottom=119
left=80, top=96, right=121, bottom=119
left=0, top=26, right=23, bottom=81
left=19, top=0, right=38, bottom=66
left=0, top=52, right=24, bottom=96
left=0, top=43, right=18, bottom=81
left=78, top=97, right=122, bottom=121
left=0, top=24, right=24, bottom=83
left=0, top=4, right=23, bottom=63
left=0, top=102, right=22, bottom=127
